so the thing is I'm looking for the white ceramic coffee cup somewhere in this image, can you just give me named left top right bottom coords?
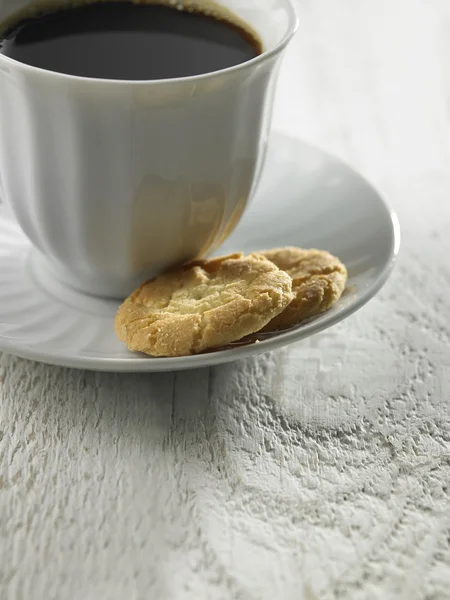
left=0, top=0, right=298, bottom=298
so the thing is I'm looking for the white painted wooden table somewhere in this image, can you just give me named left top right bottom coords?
left=1, top=1, right=450, bottom=598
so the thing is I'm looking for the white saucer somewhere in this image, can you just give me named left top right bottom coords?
left=0, top=133, right=400, bottom=372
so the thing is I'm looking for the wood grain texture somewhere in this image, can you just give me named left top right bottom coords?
left=1, top=0, right=450, bottom=598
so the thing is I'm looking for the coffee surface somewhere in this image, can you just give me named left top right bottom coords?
left=0, top=1, right=262, bottom=80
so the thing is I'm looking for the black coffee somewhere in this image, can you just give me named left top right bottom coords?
left=0, top=1, right=262, bottom=80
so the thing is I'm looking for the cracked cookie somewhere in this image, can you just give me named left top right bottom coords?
left=115, top=252, right=294, bottom=357
left=259, top=247, right=347, bottom=331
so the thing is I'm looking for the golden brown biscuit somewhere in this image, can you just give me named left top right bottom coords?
left=115, top=253, right=294, bottom=357
left=259, top=247, right=347, bottom=331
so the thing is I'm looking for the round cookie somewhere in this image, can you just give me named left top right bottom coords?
left=259, top=247, right=347, bottom=331
left=115, top=253, right=294, bottom=357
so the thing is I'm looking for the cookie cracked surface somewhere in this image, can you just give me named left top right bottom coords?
left=115, top=253, right=294, bottom=357
left=259, top=247, right=347, bottom=331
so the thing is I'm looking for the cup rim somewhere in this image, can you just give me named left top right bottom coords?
left=0, top=0, right=299, bottom=85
